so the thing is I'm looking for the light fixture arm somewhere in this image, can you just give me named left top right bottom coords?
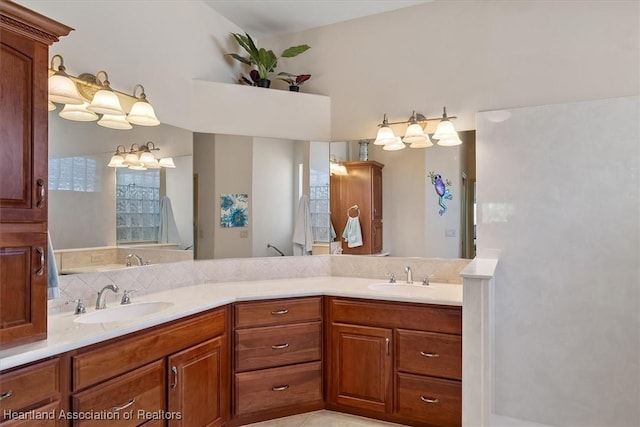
left=381, top=110, right=458, bottom=127
left=132, top=84, right=148, bottom=101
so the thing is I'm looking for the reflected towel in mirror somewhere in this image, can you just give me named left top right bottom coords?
left=293, top=195, right=314, bottom=256
left=342, top=216, right=363, bottom=248
left=47, top=231, right=60, bottom=299
left=159, top=196, right=181, bottom=246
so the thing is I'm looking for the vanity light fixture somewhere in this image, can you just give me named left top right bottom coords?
left=47, top=54, right=160, bottom=130
left=373, top=107, right=461, bottom=150
left=107, top=142, right=176, bottom=170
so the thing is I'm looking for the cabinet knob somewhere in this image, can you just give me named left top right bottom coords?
left=36, top=179, right=46, bottom=208
left=36, top=247, right=45, bottom=276
left=171, top=366, right=178, bottom=389
left=0, top=390, right=13, bottom=400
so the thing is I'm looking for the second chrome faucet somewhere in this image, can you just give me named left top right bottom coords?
left=95, top=283, right=119, bottom=309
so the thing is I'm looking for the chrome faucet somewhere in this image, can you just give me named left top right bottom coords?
left=125, top=253, right=143, bottom=267
left=405, top=266, right=413, bottom=284
left=95, top=283, right=120, bottom=309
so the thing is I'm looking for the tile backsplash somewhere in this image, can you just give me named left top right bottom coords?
left=49, top=255, right=470, bottom=314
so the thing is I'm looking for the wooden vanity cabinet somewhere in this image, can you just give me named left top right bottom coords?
left=69, top=306, right=229, bottom=427
left=0, top=357, right=61, bottom=426
left=326, top=297, right=462, bottom=427
left=230, top=297, right=323, bottom=426
left=0, top=0, right=72, bottom=349
left=330, top=161, right=384, bottom=255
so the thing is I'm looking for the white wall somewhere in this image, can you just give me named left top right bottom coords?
left=263, top=0, right=640, bottom=141
left=477, top=96, right=640, bottom=426
left=193, top=133, right=216, bottom=259
left=252, top=138, right=296, bottom=257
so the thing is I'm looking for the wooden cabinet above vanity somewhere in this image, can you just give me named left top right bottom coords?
left=0, top=0, right=72, bottom=349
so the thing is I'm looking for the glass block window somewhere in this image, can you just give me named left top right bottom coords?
left=116, top=168, right=160, bottom=243
left=49, top=156, right=101, bottom=192
left=309, top=169, right=331, bottom=242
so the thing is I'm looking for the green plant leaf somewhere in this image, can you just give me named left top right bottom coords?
left=281, top=44, right=311, bottom=58
left=226, top=53, right=253, bottom=66
left=258, top=48, right=278, bottom=72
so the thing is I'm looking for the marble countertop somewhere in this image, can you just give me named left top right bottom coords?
left=0, top=276, right=462, bottom=371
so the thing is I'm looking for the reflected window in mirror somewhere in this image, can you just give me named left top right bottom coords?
left=49, top=156, right=101, bottom=192
left=116, top=169, right=160, bottom=243
left=310, top=168, right=330, bottom=242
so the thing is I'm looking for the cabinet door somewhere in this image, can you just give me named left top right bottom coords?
left=328, top=323, right=392, bottom=413
left=0, top=28, right=49, bottom=223
left=168, top=335, right=229, bottom=427
left=0, top=232, right=47, bottom=348
left=371, top=164, right=383, bottom=220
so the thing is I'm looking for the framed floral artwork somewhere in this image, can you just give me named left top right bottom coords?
left=220, top=194, right=248, bottom=227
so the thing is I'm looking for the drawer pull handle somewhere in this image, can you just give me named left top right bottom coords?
left=420, top=396, right=439, bottom=404
left=420, top=351, right=440, bottom=358
left=171, top=366, right=178, bottom=389
left=385, top=338, right=390, bottom=356
left=113, top=398, right=136, bottom=411
left=36, top=178, right=46, bottom=208
left=271, top=343, right=290, bottom=350
left=271, top=309, right=289, bottom=315
left=272, top=385, right=289, bottom=391
left=36, top=247, right=45, bottom=276
left=0, top=390, right=13, bottom=400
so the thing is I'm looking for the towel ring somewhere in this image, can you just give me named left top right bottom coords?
left=347, top=205, right=360, bottom=218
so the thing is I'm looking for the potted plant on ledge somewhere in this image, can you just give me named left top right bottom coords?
left=277, top=72, right=311, bottom=92
left=227, top=32, right=310, bottom=88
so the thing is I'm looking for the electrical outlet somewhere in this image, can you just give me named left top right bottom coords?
left=240, top=230, right=249, bottom=238
left=445, top=229, right=456, bottom=237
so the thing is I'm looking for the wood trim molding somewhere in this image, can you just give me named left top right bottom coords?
left=0, top=0, right=73, bottom=45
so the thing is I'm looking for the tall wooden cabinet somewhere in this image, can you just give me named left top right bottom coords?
left=0, top=1, right=73, bottom=348
left=330, top=161, right=384, bottom=255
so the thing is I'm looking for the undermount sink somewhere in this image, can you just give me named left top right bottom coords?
left=74, top=301, right=174, bottom=324
left=368, top=283, right=436, bottom=291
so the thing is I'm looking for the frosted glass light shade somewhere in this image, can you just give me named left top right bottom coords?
left=127, top=101, right=160, bottom=126
left=403, top=123, right=429, bottom=144
left=98, top=114, right=132, bottom=130
left=410, top=136, right=434, bottom=148
left=374, top=126, right=396, bottom=146
left=436, top=134, right=463, bottom=146
left=143, top=158, right=161, bottom=169
left=59, top=102, right=99, bottom=122
left=48, top=101, right=56, bottom=111
left=107, top=154, right=126, bottom=167
left=432, top=119, right=457, bottom=140
left=382, top=137, right=406, bottom=151
left=48, top=74, right=83, bottom=105
left=128, top=164, right=147, bottom=171
left=158, top=157, right=176, bottom=168
left=88, top=89, right=125, bottom=115
left=139, top=151, right=156, bottom=164
left=123, top=153, right=140, bottom=166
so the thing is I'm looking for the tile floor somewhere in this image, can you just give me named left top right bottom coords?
left=245, top=410, right=405, bottom=426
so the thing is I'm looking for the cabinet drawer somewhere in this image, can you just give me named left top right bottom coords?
left=396, top=372, right=461, bottom=427
left=329, top=298, right=461, bottom=335
left=235, top=297, right=321, bottom=328
left=71, top=360, right=165, bottom=427
left=72, top=307, right=226, bottom=390
left=396, top=329, right=461, bottom=380
left=0, top=358, right=59, bottom=415
left=235, top=321, right=321, bottom=372
left=234, top=361, right=322, bottom=415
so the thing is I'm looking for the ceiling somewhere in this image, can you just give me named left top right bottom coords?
left=204, top=0, right=432, bottom=38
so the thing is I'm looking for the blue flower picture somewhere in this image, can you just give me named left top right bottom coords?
left=220, top=194, right=248, bottom=227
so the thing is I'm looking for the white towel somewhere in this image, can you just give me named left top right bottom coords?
left=47, top=231, right=60, bottom=299
left=292, top=195, right=314, bottom=256
left=342, top=216, right=363, bottom=248
left=159, top=196, right=181, bottom=246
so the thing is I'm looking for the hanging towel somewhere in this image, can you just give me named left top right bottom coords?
left=47, top=231, right=60, bottom=299
left=159, top=196, right=181, bottom=245
left=342, top=216, right=363, bottom=248
left=292, top=195, right=314, bottom=256
left=329, top=220, right=337, bottom=241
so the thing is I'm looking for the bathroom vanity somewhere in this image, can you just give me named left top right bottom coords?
left=0, top=277, right=463, bottom=427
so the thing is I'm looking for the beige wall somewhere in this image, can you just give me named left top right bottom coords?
left=263, top=0, right=640, bottom=141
